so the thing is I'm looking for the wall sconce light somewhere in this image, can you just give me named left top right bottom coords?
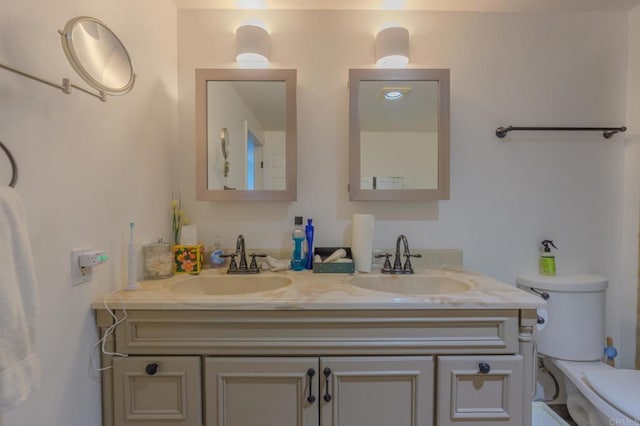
left=236, top=24, right=270, bottom=64
left=375, top=26, right=409, bottom=66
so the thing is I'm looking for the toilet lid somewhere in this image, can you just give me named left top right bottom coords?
left=583, top=369, right=640, bottom=420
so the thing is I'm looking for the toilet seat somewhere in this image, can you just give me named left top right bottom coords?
left=583, top=368, right=640, bottom=421
left=554, top=359, right=639, bottom=425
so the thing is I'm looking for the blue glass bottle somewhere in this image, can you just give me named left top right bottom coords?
left=291, top=216, right=305, bottom=271
left=305, top=218, right=314, bottom=269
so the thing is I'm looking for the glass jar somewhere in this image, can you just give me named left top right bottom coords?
left=143, top=240, right=174, bottom=280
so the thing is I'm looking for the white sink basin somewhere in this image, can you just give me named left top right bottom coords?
left=350, top=274, right=474, bottom=296
left=170, top=275, right=292, bottom=296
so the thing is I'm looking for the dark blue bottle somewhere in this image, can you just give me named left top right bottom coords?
left=305, top=218, right=314, bottom=270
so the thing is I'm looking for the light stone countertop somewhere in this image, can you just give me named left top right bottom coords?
left=92, top=267, right=545, bottom=311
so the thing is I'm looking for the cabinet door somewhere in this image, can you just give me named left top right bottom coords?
left=437, top=355, right=523, bottom=426
left=320, top=356, right=434, bottom=426
left=112, top=356, right=201, bottom=426
left=205, top=357, right=319, bottom=426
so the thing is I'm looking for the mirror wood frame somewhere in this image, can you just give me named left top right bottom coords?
left=195, top=68, right=297, bottom=201
left=349, top=68, right=450, bottom=201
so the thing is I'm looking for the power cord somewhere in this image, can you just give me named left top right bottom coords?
left=89, top=289, right=129, bottom=380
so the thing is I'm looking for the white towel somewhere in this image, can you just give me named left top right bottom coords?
left=0, top=187, right=40, bottom=413
left=260, top=256, right=291, bottom=272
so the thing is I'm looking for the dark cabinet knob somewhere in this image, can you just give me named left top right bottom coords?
left=145, top=363, right=159, bottom=375
left=478, top=362, right=491, bottom=374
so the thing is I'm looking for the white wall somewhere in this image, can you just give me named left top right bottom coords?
left=361, top=131, right=438, bottom=189
left=625, top=5, right=640, bottom=368
left=0, top=1, right=177, bottom=425
left=264, top=130, right=286, bottom=190
left=178, top=10, right=633, bottom=364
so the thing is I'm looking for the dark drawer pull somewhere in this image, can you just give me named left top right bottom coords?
left=478, top=362, right=491, bottom=374
left=145, top=363, right=159, bottom=375
left=323, top=367, right=332, bottom=402
left=306, top=368, right=316, bottom=404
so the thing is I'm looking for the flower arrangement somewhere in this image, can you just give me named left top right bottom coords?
left=171, top=199, right=188, bottom=244
left=170, top=198, right=201, bottom=274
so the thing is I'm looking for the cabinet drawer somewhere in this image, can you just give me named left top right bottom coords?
left=112, top=356, right=201, bottom=426
left=437, top=355, right=524, bottom=426
left=115, top=310, right=518, bottom=355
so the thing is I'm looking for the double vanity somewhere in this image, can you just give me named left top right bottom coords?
left=93, top=268, right=543, bottom=426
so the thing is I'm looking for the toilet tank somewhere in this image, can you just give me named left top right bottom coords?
left=516, top=274, right=608, bottom=361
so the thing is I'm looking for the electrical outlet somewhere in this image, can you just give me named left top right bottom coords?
left=78, top=250, right=108, bottom=267
left=71, top=248, right=92, bottom=286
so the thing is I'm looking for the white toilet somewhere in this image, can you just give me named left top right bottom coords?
left=517, top=274, right=640, bottom=426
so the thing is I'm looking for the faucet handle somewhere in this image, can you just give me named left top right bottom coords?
left=248, top=253, right=267, bottom=272
left=375, top=253, right=393, bottom=273
left=402, top=253, right=422, bottom=274
left=221, top=253, right=238, bottom=272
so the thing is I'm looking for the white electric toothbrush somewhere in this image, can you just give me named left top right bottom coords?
left=126, top=222, right=139, bottom=291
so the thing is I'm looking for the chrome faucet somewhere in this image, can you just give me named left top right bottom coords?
left=375, top=234, right=422, bottom=274
left=221, top=234, right=266, bottom=274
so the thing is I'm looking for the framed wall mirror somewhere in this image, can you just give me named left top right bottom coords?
left=196, top=69, right=297, bottom=201
left=349, top=68, right=450, bottom=201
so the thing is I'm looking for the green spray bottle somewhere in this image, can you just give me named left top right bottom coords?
left=539, top=240, right=557, bottom=276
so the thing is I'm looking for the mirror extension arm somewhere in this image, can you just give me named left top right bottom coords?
left=1, top=16, right=135, bottom=102
left=0, top=62, right=107, bottom=102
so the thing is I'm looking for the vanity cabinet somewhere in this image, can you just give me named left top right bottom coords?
left=111, top=356, right=201, bottom=426
left=96, top=308, right=536, bottom=426
left=205, top=356, right=434, bottom=426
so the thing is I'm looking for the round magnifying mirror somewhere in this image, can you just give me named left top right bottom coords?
left=60, top=16, right=136, bottom=96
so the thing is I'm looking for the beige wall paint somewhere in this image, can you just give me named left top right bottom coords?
left=178, top=9, right=633, bottom=364
left=0, top=1, right=178, bottom=425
